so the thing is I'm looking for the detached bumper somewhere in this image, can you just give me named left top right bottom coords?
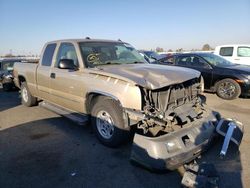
left=130, top=112, right=219, bottom=171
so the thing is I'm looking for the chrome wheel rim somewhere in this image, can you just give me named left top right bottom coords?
left=22, top=87, right=29, bottom=103
left=218, top=81, right=236, bottom=98
left=96, top=110, right=114, bottom=139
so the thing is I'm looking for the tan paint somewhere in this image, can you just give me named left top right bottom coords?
left=14, top=61, right=142, bottom=113
left=13, top=39, right=199, bottom=117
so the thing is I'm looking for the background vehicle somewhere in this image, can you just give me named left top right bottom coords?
left=159, top=53, right=250, bottom=100
left=138, top=50, right=164, bottom=60
left=0, top=59, right=21, bottom=91
left=214, top=44, right=250, bottom=65
left=14, top=39, right=222, bottom=170
left=139, top=50, right=169, bottom=64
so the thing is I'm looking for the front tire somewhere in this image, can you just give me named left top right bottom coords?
left=21, top=82, right=37, bottom=106
left=215, top=78, right=241, bottom=100
left=91, top=97, right=130, bottom=147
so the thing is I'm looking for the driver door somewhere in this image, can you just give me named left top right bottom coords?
left=50, top=42, right=84, bottom=112
left=190, top=55, right=213, bottom=89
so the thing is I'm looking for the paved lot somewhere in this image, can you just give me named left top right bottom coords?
left=0, top=89, right=249, bottom=188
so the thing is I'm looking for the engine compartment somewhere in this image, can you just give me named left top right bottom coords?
left=127, top=77, right=206, bottom=137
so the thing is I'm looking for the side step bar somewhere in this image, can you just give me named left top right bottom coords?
left=39, top=101, right=89, bottom=126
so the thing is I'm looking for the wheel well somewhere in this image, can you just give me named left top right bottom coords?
left=85, top=93, right=121, bottom=114
left=86, top=92, right=130, bottom=130
left=18, top=75, right=26, bottom=87
left=86, top=93, right=99, bottom=114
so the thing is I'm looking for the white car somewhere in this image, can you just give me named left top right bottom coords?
left=214, top=44, right=250, bottom=65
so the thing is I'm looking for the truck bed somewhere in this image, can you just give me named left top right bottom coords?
left=13, top=62, right=38, bottom=88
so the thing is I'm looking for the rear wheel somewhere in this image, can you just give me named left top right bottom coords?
left=215, top=79, right=241, bottom=100
left=21, top=82, right=37, bottom=106
left=91, top=97, right=130, bottom=147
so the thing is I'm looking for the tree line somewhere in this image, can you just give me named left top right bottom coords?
left=156, top=44, right=213, bottom=52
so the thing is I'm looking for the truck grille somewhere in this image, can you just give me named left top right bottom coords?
left=147, top=78, right=201, bottom=113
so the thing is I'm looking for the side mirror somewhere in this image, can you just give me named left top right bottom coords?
left=58, top=59, right=77, bottom=70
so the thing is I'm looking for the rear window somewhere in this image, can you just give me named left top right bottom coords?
left=219, top=47, right=233, bottom=56
left=237, top=47, right=250, bottom=57
left=41, top=43, right=56, bottom=66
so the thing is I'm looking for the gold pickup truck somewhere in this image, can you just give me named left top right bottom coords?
left=13, top=39, right=225, bottom=170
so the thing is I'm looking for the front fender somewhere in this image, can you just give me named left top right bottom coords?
left=85, top=85, right=142, bottom=130
left=86, top=84, right=142, bottom=111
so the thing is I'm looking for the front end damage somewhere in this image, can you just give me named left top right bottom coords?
left=130, top=111, right=218, bottom=171
left=126, top=77, right=243, bottom=171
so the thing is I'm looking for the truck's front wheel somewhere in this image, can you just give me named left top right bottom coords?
left=21, top=82, right=37, bottom=107
left=91, top=97, right=130, bottom=147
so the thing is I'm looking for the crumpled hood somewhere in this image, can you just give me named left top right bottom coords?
left=90, top=64, right=201, bottom=90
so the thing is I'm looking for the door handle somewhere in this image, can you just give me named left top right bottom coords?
left=50, top=73, right=56, bottom=79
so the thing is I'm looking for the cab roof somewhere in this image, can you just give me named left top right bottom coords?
left=48, top=38, right=125, bottom=44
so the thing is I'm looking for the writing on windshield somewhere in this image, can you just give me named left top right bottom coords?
left=79, top=42, right=147, bottom=67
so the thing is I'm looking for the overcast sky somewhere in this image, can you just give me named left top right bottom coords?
left=0, top=0, right=249, bottom=55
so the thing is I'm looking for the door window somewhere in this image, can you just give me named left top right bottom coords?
left=161, top=56, right=174, bottom=64
left=176, top=56, right=209, bottom=68
left=176, top=56, right=192, bottom=66
left=190, top=56, right=209, bottom=68
left=41, top=43, right=57, bottom=66
left=56, top=43, right=79, bottom=67
left=219, top=47, right=233, bottom=56
left=237, top=47, right=250, bottom=57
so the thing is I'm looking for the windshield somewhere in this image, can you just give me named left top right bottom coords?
left=199, top=53, right=235, bottom=67
left=79, top=42, right=147, bottom=67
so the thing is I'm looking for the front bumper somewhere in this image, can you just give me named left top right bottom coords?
left=130, top=111, right=219, bottom=171
left=2, top=77, right=15, bottom=90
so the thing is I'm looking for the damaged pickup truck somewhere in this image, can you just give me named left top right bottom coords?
left=13, top=39, right=243, bottom=172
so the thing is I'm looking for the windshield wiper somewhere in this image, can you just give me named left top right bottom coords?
left=127, top=61, right=145, bottom=64
left=93, top=61, right=120, bottom=66
left=103, top=62, right=121, bottom=65
left=96, top=61, right=145, bottom=66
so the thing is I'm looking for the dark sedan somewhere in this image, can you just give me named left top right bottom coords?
left=158, top=53, right=250, bottom=100
left=0, top=59, right=21, bottom=91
